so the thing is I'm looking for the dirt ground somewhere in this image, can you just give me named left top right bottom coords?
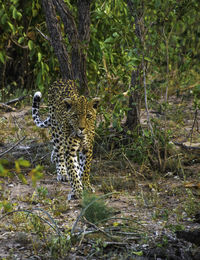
left=0, top=97, right=200, bottom=259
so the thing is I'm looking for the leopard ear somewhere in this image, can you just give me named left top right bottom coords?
left=64, top=98, right=72, bottom=110
left=92, top=97, right=100, bottom=109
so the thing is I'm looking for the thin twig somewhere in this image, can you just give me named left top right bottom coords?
left=142, top=56, right=153, bottom=136
left=188, top=109, right=199, bottom=142
left=173, top=141, right=200, bottom=150
left=6, top=95, right=26, bottom=105
left=96, top=216, right=148, bottom=231
left=83, top=217, right=114, bottom=239
left=122, top=152, right=146, bottom=179
left=10, top=37, right=28, bottom=49
left=0, top=136, right=26, bottom=157
left=36, top=27, right=51, bottom=42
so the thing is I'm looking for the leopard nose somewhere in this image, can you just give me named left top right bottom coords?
left=79, top=127, right=84, bottom=131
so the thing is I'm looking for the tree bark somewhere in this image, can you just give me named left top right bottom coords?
left=53, top=0, right=80, bottom=81
left=77, top=0, right=91, bottom=95
left=42, top=0, right=72, bottom=80
left=125, top=0, right=142, bottom=131
left=41, top=0, right=91, bottom=95
left=126, top=70, right=141, bottom=130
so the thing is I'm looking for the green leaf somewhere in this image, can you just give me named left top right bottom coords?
left=32, top=9, right=38, bottom=17
left=1, top=13, right=8, bottom=25
left=144, top=56, right=151, bottom=62
left=15, top=161, right=20, bottom=173
left=133, top=251, right=143, bottom=256
left=12, top=7, right=17, bottom=19
left=16, top=11, right=22, bottom=20
left=18, top=36, right=24, bottom=44
left=18, top=159, right=30, bottom=167
left=0, top=164, right=5, bottom=174
left=0, top=163, right=9, bottom=177
left=30, top=165, right=44, bottom=187
left=8, top=22, right=15, bottom=32
left=11, top=0, right=18, bottom=4
left=113, top=32, right=119, bottom=37
left=104, top=36, right=114, bottom=44
left=0, top=52, right=5, bottom=64
left=38, top=52, right=42, bottom=62
left=28, top=40, right=34, bottom=50
left=18, top=174, right=28, bottom=184
left=44, top=63, right=49, bottom=72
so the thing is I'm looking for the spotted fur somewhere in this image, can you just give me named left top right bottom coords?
left=32, top=79, right=100, bottom=199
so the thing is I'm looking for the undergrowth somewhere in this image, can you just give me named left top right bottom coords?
left=81, top=192, right=114, bottom=224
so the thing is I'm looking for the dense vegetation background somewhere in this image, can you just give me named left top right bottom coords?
left=1, top=0, right=199, bottom=98
left=0, top=0, right=200, bottom=259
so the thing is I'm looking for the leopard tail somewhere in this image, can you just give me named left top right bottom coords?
left=32, top=92, right=51, bottom=128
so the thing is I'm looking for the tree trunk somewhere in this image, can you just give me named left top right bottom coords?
left=42, top=0, right=72, bottom=80
left=53, top=0, right=80, bottom=81
left=125, top=0, right=142, bottom=131
left=126, top=70, right=141, bottom=131
left=77, top=0, right=91, bottom=95
left=41, top=0, right=92, bottom=95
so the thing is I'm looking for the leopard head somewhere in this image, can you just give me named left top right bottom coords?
left=63, top=96, right=100, bottom=138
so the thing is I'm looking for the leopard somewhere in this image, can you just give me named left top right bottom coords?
left=32, top=79, right=100, bottom=199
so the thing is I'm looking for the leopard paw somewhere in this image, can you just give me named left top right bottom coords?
left=57, top=174, right=68, bottom=182
left=67, top=193, right=78, bottom=200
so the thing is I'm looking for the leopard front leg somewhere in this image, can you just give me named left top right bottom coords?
left=79, top=148, right=95, bottom=193
left=51, top=125, right=68, bottom=181
left=65, top=137, right=83, bottom=199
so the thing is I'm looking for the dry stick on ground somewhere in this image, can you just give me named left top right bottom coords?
left=6, top=95, right=27, bottom=105
left=122, top=152, right=146, bottom=179
left=82, top=217, right=114, bottom=239
left=173, top=141, right=200, bottom=150
left=0, top=96, right=26, bottom=111
left=0, top=136, right=26, bottom=157
left=0, top=103, right=16, bottom=112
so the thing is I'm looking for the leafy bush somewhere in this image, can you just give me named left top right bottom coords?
left=81, top=192, right=114, bottom=224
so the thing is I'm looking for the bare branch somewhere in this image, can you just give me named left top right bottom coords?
left=36, top=27, right=51, bottom=42
left=10, top=37, right=28, bottom=49
left=0, top=136, right=26, bottom=157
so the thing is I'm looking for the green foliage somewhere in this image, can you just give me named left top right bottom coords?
left=81, top=192, right=114, bottom=224
left=88, top=0, right=200, bottom=133
left=37, top=186, right=48, bottom=199
left=0, top=0, right=58, bottom=100
left=1, top=0, right=200, bottom=174
left=0, top=159, right=44, bottom=215
left=48, top=233, right=71, bottom=259
left=29, top=165, right=44, bottom=187
left=1, top=0, right=199, bottom=106
left=0, top=200, right=14, bottom=213
left=0, top=158, right=43, bottom=186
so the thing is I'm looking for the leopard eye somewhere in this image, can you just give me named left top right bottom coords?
left=71, top=114, right=78, bottom=119
left=87, top=114, right=93, bottom=119
left=64, top=101, right=71, bottom=110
